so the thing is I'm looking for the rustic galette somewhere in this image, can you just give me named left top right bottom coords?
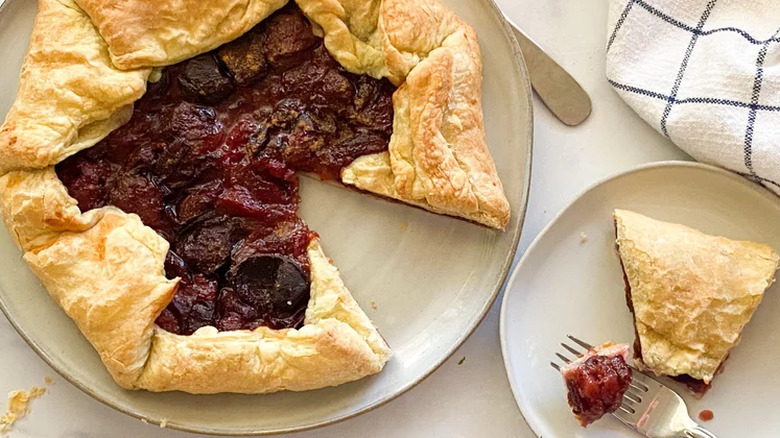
left=614, top=209, right=778, bottom=395
left=0, top=0, right=509, bottom=394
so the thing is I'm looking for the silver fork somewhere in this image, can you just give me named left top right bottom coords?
left=551, top=335, right=718, bottom=438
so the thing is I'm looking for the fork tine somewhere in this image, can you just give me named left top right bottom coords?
left=618, top=403, right=635, bottom=415
left=561, top=342, right=583, bottom=357
left=629, top=371, right=655, bottom=391
left=567, top=335, right=594, bottom=350
left=629, top=380, right=649, bottom=393
left=623, top=390, right=641, bottom=404
left=555, top=352, right=572, bottom=364
left=550, top=361, right=560, bottom=371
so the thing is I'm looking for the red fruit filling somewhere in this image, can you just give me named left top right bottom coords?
left=563, top=353, right=633, bottom=426
left=56, top=3, right=395, bottom=335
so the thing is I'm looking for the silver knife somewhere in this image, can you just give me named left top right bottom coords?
left=504, top=15, right=592, bottom=126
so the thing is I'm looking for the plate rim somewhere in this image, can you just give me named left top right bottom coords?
left=498, top=160, right=780, bottom=438
left=0, top=0, right=535, bottom=434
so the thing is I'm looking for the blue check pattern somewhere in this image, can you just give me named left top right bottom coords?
left=607, top=0, right=780, bottom=191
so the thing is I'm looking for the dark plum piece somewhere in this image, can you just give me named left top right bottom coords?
left=155, top=103, right=224, bottom=187
left=178, top=54, right=235, bottom=105
left=164, top=250, right=190, bottom=279
left=262, top=6, right=319, bottom=66
left=122, top=141, right=164, bottom=172
left=158, top=252, right=221, bottom=334
left=350, top=75, right=396, bottom=134
left=269, top=98, right=306, bottom=129
left=161, top=273, right=219, bottom=335
left=216, top=186, right=298, bottom=223
left=316, top=130, right=389, bottom=170
left=144, top=69, right=171, bottom=99
left=163, top=102, right=224, bottom=143
left=171, top=274, right=219, bottom=335
left=217, top=29, right=269, bottom=86
left=215, top=287, right=260, bottom=331
left=176, top=181, right=224, bottom=223
left=55, top=158, right=113, bottom=211
left=108, top=172, right=169, bottom=232
left=280, top=55, right=354, bottom=109
left=223, top=254, right=309, bottom=329
left=175, top=218, right=234, bottom=275
left=232, top=219, right=312, bottom=273
left=155, top=308, right=180, bottom=333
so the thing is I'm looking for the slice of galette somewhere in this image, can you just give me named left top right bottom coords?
left=614, top=209, right=779, bottom=395
left=0, top=0, right=510, bottom=394
left=560, top=343, right=632, bottom=427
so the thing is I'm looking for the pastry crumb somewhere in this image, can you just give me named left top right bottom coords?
left=370, top=300, right=377, bottom=310
left=457, top=356, right=466, bottom=365
left=159, top=419, right=168, bottom=429
left=1, top=386, right=47, bottom=434
left=43, top=377, right=54, bottom=386
left=140, top=418, right=148, bottom=424
left=579, top=232, right=588, bottom=243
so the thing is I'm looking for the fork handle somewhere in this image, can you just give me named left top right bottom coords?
left=685, top=425, right=718, bottom=438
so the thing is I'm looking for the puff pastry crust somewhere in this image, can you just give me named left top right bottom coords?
left=0, top=0, right=506, bottom=393
left=614, top=209, right=779, bottom=384
left=74, top=0, right=289, bottom=69
left=0, top=0, right=151, bottom=175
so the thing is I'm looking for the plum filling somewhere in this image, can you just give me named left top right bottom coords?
left=562, top=352, right=632, bottom=427
left=55, top=3, right=396, bottom=335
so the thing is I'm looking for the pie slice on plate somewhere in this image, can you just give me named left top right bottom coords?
left=614, top=209, right=779, bottom=395
left=0, top=0, right=510, bottom=394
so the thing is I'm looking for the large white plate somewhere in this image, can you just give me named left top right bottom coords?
left=501, top=162, right=780, bottom=437
left=0, top=0, right=532, bottom=435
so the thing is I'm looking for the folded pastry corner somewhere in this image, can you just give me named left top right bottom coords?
left=560, top=342, right=632, bottom=427
left=614, top=209, right=779, bottom=394
left=308, top=0, right=511, bottom=229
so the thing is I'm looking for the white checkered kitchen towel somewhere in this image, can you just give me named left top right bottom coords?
left=606, top=0, right=780, bottom=192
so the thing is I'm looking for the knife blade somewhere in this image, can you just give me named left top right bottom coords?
left=505, top=15, right=592, bottom=126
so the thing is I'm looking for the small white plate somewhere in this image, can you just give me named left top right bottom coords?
left=500, top=161, right=780, bottom=437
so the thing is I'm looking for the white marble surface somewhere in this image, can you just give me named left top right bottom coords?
left=0, top=0, right=690, bottom=436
